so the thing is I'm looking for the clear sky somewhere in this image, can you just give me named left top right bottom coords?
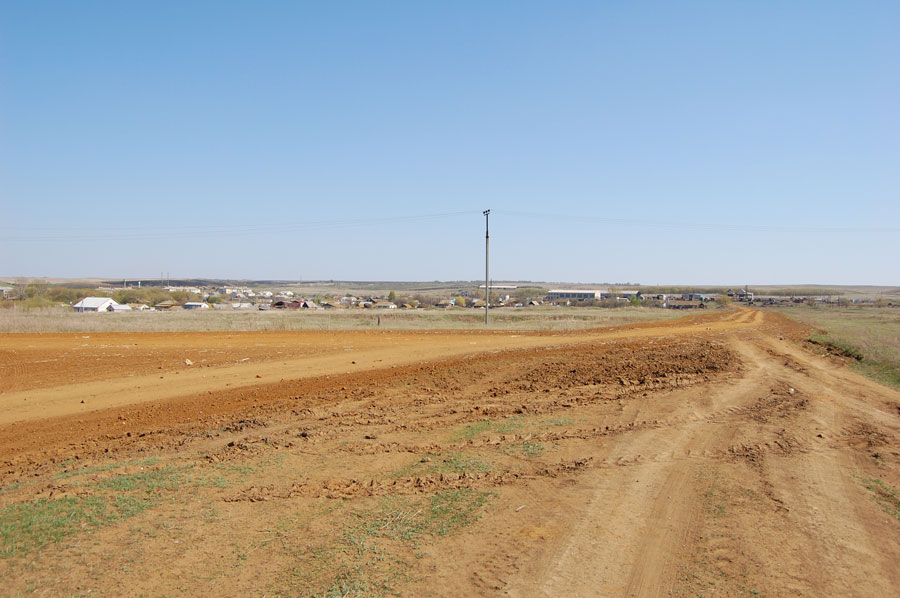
left=1, top=1, right=898, bottom=285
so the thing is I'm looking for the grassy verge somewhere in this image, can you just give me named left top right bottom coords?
left=775, top=306, right=900, bottom=390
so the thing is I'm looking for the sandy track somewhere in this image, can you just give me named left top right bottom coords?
left=2, top=308, right=900, bottom=597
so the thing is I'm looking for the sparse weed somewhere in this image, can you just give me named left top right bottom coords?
left=438, top=454, right=491, bottom=474
left=451, top=416, right=531, bottom=441
left=55, top=457, right=159, bottom=480
left=861, top=477, right=900, bottom=521
left=292, top=489, right=494, bottom=597
left=452, top=420, right=492, bottom=441
left=502, top=441, right=545, bottom=457
left=390, top=453, right=491, bottom=478
left=494, top=416, right=525, bottom=434
left=93, top=466, right=185, bottom=493
left=0, top=482, right=20, bottom=494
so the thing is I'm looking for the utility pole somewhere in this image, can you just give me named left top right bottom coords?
left=483, top=209, right=490, bottom=325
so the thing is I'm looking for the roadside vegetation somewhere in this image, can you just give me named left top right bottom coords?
left=776, top=305, right=900, bottom=390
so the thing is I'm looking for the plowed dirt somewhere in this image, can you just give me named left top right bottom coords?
left=2, top=308, right=899, bottom=597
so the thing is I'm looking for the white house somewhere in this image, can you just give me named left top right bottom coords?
left=73, top=297, right=119, bottom=312
left=182, top=302, right=210, bottom=310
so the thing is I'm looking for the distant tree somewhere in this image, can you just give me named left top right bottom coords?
left=48, top=287, right=80, bottom=304
left=716, top=294, right=731, bottom=307
left=630, top=295, right=641, bottom=307
left=454, top=295, right=467, bottom=307
left=114, top=289, right=144, bottom=304
left=388, top=290, right=397, bottom=302
left=170, top=290, right=201, bottom=304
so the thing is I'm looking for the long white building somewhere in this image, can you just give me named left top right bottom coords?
left=546, top=289, right=604, bottom=301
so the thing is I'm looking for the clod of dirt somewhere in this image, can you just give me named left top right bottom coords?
left=184, top=359, right=193, bottom=366
left=256, top=374, right=262, bottom=378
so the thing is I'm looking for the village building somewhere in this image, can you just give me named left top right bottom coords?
left=547, top=289, right=604, bottom=301
left=182, top=302, right=210, bottom=310
left=73, top=297, right=120, bottom=312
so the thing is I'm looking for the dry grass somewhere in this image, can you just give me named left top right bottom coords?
left=776, top=305, right=900, bottom=389
left=0, top=305, right=689, bottom=333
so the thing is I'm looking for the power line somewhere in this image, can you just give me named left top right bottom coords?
left=4, top=207, right=896, bottom=243
left=494, top=210, right=900, bottom=234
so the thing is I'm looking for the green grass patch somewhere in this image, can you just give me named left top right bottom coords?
left=2, top=460, right=241, bottom=559
left=861, top=478, right=900, bottom=521
left=0, top=495, right=152, bottom=559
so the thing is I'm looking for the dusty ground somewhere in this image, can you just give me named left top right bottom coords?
left=1, top=308, right=899, bottom=597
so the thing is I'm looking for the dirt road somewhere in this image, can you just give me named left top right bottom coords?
left=2, top=308, right=899, bottom=597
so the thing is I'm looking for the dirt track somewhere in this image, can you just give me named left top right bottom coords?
left=2, top=308, right=899, bottom=597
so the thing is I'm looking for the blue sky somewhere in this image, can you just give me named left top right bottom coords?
left=1, top=1, right=898, bottom=285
